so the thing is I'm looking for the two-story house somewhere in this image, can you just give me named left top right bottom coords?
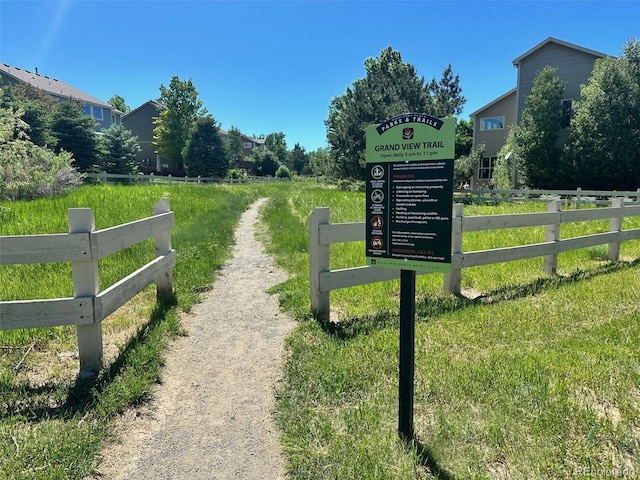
left=0, top=63, right=123, bottom=131
left=470, top=37, right=608, bottom=187
left=123, top=99, right=266, bottom=174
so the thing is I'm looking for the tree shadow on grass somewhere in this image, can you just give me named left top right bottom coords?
left=0, top=294, right=178, bottom=424
left=321, top=259, right=640, bottom=341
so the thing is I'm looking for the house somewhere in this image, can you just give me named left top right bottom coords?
left=470, top=37, right=608, bottom=186
left=122, top=100, right=170, bottom=173
left=123, top=99, right=267, bottom=175
left=0, top=63, right=122, bottom=131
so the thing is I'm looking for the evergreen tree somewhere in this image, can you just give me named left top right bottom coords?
left=288, top=143, right=309, bottom=175
left=97, top=124, right=141, bottom=174
left=251, top=149, right=279, bottom=176
left=227, top=126, right=244, bottom=168
left=325, top=46, right=465, bottom=181
left=183, top=116, right=229, bottom=178
left=51, top=101, right=99, bottom=172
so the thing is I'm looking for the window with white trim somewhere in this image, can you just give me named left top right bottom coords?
left=243, top=141, right=253, bottom=149
left=561, top=99, right=573, bottom=128
left=478, top=156, right=497, bottom=180
left=480, top=116, right=504, bottom=131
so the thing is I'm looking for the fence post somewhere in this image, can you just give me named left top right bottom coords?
left=444, top=203, right=464, bottom=294
left=543, top=199, right=562, bottom=275
left=68, top=208, right=102, bottom=377
left=575, top=187, right=582, bottom=208
left=608, top=197, right=624, bottom=261
left=310, top=207, right=330, bottom=322
left=154, top=198, right=173, bottom=299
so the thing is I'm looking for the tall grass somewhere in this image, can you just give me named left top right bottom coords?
left=0, top=182, right=287, bottom=479
left=262, top=191, right=640, bottom=478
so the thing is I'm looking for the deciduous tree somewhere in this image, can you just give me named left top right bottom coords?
left=570, top=38, right=640, bottom=190
left=108, top=94, right=130, bottom=114
left=514, top=66, right=570, bottom=188
left=153, top=76, right=207, bottom=175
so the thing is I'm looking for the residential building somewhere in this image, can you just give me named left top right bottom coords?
left=122, top=100, right=170, bottom=173
left=123, top=100, right=267, bottom=174
left=470, top=37, right=608, bottom=186
left=0, top=63, right=122, bottom=130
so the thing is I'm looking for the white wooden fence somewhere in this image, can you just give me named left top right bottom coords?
left=85, top=172, right=289, bottom=184
left=455, top=187, right=640, bottom=206
left=0, top=198, right=175, bottom=376
left=310, top=197, right=640, bottom=322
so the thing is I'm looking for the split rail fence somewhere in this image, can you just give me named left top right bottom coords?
left=310, top=197, right=640, bottom=322
left=0, top=198, right=175, bottom=375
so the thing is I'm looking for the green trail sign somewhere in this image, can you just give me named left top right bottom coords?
left=365, top=114, right=455, bottom=273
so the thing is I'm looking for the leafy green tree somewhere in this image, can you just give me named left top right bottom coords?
left=227, top=126, right=244, bottom=168
left=96, top=124, right=141, bottom=174
left=570, top=38, right=640, bottom=190
left=153, top=76, right=207, bottom=175
left=325, top=46, right=465, bottom=181
left=288, top=143, right=309, bottom=174
left=251, top=149, right=279, bottom=176
left=308, top=147, right=331, bottom=177
left=51, top=101, right=99, bottom=172
left=455, top=118, right=473, bottom=159
left=265, top=132, right=288, bottom=165
left=514, top=66, right=570, bottom=188
left=0, top=107, right=82, bottom=200
left=183, top=116, right=229, bottom=178
left=454, top=143, right=482, bottom=188
left=108, top=94, right=130, bottom=113
left=491, top=128, right=526, bottom=188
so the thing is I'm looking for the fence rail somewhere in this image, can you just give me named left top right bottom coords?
left=455, top=187, right=640, bottom=206
left=85, top=172, right=289, bottom=184
left=310, top=196, right=640, bottom=322
left=0, top=198, right=175, bottom=375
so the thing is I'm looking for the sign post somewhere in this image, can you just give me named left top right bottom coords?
left=365, top=113, right=455, bottom=441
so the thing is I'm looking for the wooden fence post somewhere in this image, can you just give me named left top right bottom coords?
left=68, top=208, right=102, bottom=376
left=543, top=199, right=562, bottom=275
left=154, top=198, right=173, bottom=298
left=575, top=187, right=582, bottom=208
left=310, top=207, right=330, bottom=322
left=444, top=203, right=464, bottom=294
left=608, top=197, right=624, bottom=261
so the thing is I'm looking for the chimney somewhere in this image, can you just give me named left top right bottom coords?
left=35, top=67, right=39, bottom=75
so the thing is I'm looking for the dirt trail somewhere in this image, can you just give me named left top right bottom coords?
left=95, top=198, right=295, bottom=480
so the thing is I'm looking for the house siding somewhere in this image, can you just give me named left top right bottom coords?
left=515, top=42, right=602, bottom=124
left=122, top=101, right=172, bottom=173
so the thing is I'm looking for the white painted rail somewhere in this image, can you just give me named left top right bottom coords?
left=310, top=197, right=640, bottom=322
left=0, top=198, right=175, bottom=375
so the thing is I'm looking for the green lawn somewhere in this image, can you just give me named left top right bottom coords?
left=1, top=182, right=639, bottom=478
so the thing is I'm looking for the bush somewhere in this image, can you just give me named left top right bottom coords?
left=275, top=165, right=291, bottom=179
left=0, top=107, right=83, bottom=200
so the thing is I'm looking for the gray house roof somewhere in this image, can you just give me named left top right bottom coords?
left=512, top=37, right=608, bottom=66
left=0, top=63, right=113, bottom=109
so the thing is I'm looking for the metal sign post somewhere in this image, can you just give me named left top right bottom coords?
left=365, top=113, right=455, bottom=442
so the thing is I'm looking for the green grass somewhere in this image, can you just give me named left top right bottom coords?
left=0, top=181, right=288, bottom=479
left=2, top=183, right=640, bottom=478
left=261, top=191, right=640, bottom=478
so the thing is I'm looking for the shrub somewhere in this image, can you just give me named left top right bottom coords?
left=275, top=165, right=291, bottom=179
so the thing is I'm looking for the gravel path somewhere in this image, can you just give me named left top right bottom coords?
left=96, top=198, right=295, bottom=480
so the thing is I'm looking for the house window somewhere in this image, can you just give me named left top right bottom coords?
left=243, top=141, right=253, bottom=149
left=478, top=156, right=497, bottom=180
left=92, top=106, right=103, bottom=120
left=561, top=99, right=573, bottom=128
left=480, top=116, right=504, bottom=131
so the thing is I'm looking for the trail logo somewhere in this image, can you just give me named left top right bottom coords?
left=402, top=127, right=414, bottom=140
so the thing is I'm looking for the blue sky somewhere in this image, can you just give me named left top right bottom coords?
left=0, top=1, right=638, bottom=152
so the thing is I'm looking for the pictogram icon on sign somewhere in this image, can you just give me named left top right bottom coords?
left=371, top=236, right=384, bottom=249
left=371, top=190, right=384, bottom=203
left=371, top=215, right=384, bottom=229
